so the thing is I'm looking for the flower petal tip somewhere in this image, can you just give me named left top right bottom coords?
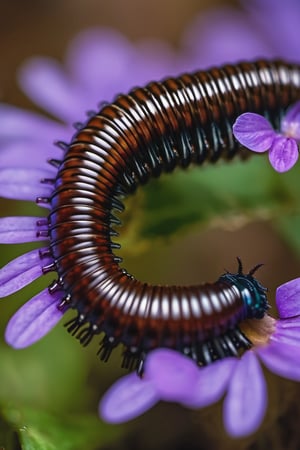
left=268, top=136, right=298, bottom=172
left=223, top=352, right=267, bottom=438
left=276, top=277, right=300, bottom=318
left=5, top=288, right=64, bottom=349
left=233, top=113, right=275, bottom=152
left=99, top=372, right=158, bottom=424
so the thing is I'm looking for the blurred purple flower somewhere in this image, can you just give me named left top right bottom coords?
left=17, top=28, right=181, bottom=125
left=232, top=101, right=300, bottom=172
left=183, top=0, right=300, bottom=68
left=100, top=278, right=300, bottom=437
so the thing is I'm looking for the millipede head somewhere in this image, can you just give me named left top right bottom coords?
left=220, top=260, right=269, bottom=320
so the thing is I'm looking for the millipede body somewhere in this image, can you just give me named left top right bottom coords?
left=42, top=60, right=300, bottom=371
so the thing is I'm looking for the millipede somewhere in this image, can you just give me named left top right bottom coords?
left=38, top=59, right=300, bottom=374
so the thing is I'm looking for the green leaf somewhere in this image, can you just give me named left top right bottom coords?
left=119, top=156, right=300, bottom=252
left=0, top=321, right=89, bottom=412
left=1, top=406, right=123, bottom=450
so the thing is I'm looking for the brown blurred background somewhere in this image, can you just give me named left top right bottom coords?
left=0, top=0, right=223, bottom=105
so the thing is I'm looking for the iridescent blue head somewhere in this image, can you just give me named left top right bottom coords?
left=219, top=257, right=269, bottom=319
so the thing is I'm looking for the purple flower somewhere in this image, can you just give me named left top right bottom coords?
left=100, top=278, right=300, bottom=437
left=183, top=0, right=300, bottom=68
left=232, top=101, right=300, bottom=172
left=241, top=0, right=300, bottom=62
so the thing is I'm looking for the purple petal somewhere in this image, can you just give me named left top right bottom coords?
left=275, top=316, right=300, bottom=329
left=276, top=278, right=300, bottom=318
left=242, top=0, right=300, bottom=61
left=0, top=217, right=47, bottom=243
left=0, top=104, right=69, bottom=141
left=268, top=136, right=298, bottom=172
left=181, top=8, right=273, bottom=69
left=270, top=318, right=300, bottom=347
left=0, top=248, right=52, bottom=296
left=257, top=340, right=300, bottom=381
left=281, top=101, right=300, bottom=140
left=0, top=141, right=62, bottom=170
left=5, top=288, right=63, bottom=348
left=145, top=349, right=198, bottom=402
left=271, top=323, right=300, bottom=346
left=186, top=358, right=237, bottom=408
left=0, top=168, right=54, bottom=201
left=100, top=372, right=159, bottom=424
left=66, top=28, right=138, bottom=104
left=18, top=58, right=85, bottom=123
left=223, top=351, right=267, bottom=437
left=233, top=113, right=276, bottom=152
left=66, top=28, right=176, bottom=109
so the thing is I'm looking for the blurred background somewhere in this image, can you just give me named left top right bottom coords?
left=1, top=0, right=300, bottom=449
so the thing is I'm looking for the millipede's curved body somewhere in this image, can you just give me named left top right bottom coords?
left=43, top=60, right=300, bottom=370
